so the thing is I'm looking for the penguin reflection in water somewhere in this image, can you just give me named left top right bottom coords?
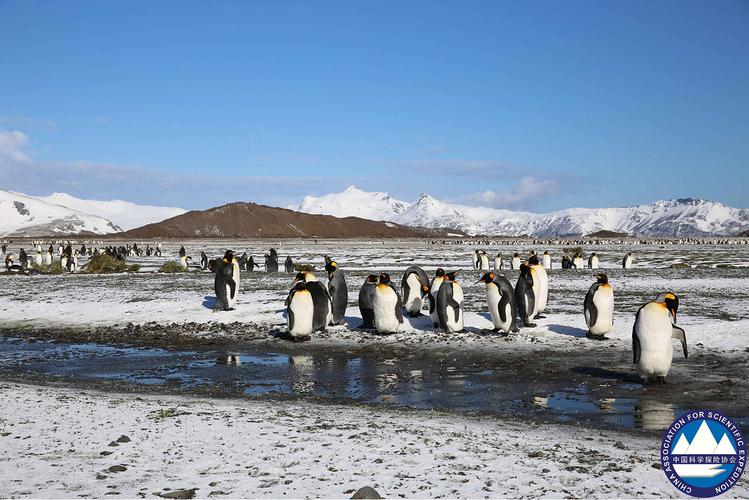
left=632, top=292, right=687, bottom=384
left=214, top=250, right=240, bottom=311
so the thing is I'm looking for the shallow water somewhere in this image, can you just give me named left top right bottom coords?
left=3, top=336, right=742, bottom=433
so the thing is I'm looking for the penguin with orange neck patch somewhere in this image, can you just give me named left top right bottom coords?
left=436, top=271, right=464, bottom=332
left=632, top=292, right=687, bottom=384
left=401, top=266, right=430, bottom=317
left=478, top=271, right=518, bottom=334
left=373, top=273, right=403, bottom=333
left=584, top=273, right=614, bottom=339
left=214, top=250, right=239, bottom=311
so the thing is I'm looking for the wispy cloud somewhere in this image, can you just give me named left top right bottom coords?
left=0, top=128, right=374, bottom=208
left=398, top=159, right=530, bottom=178
left=453, top=176, right=561, bottom=210
left=0, top=114, right=57, bottom=131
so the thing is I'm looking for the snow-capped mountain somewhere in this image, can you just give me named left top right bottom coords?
left=297, top=185, right=411, bottom=221
left=294, top=186, right=749, bottom=237
left=0, top=189, right=187, bottom=236
left=40, top=192, right=186, bottom=231
left=0, top=189, right=122, bottom=236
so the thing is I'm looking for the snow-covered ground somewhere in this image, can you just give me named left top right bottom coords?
left=6, top=381, right=743, bottom=499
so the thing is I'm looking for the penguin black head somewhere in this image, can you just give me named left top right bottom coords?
left=291, top=281, right=308, bottom=292
left=514, top=253, right=519, bottom=257
left=379, top=273, right=392, bottom=285
left=365, top=274, right=379, bottom=283
left=435, top=268, right=445, bottom=277
left=325, top=259, right=338, bottom=274
left=528, top=255, right=540, bottom=266
left=294, top=271, right=307, bottom=283
left=595, top=273, right=608, bottom=284
left=519, top=263, right=531, bottom=275
left=656, top=292, right=679, bottom=323
left=223, top=250, right=234, bottom=263
left=445, top=270, right=460, bottom=281
left=477, top=271, right=495, bottom=284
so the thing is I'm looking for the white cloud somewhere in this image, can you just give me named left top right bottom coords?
left=455, top=176, right=560, bottom=210
left=0, top=129, right=31, bottom=162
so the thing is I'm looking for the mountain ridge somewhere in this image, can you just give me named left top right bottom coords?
left=295, top=186, right=749, bottom=237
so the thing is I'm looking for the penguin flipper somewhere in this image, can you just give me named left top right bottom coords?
left=632, top=325, right=641, bottom=364
left=584, top=284, right=598, bottom=328
left=287, top=306, right=295, bottom=332
left=447, top=298, right=461, bottom=323
left=672, top=325, right=688, bottom=359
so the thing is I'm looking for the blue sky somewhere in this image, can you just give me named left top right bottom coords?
left=0, top=0, right=747, bottom=211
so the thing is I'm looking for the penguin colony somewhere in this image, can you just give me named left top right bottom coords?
left=1, top=241, right=693, bottom=384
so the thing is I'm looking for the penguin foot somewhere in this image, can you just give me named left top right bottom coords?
left=586, top=332, right=608, bottom=341
left=292, top=335, right=312, bottom=342
left=511, top=327, right=520, bottom=333
left=523, top=322, right=537, bottom=328
left=534, top=314, right=547, bottom=319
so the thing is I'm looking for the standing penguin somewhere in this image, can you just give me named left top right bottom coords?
left=478, top=272, right=518, bottom=334
left=623, top=252, right=633, bottom=270
left=179, top=246, right=186, bottom=258
left=561, top=255, right=572, bottom=270
left=292, top=271, right=332, bottom=330
left=358, top=274, right=379, bottom=329
left=584, top=273, right=614, bottom=339
left=200, top=252, right=209, bottom=271
left=428, top=268, right=447, bottom=328
left=286, top=281, right=315, bottom=340
left=372, top=273, right=404, bottom=333
left=401, top=266, right=430, bottom=317
left=515, top=263, right=537, bottom=327
left=573, top=253, right=584, bottom=269
left=214, top=250, right=240, bottom=311
left=654, top=292, right=679, bottom=323
left=494, top=253, right=503, bottom=270
left=529, top=256, right=548, bottom=319
left=34, top=250, right=42, bottom=267
left=478, top=251, right=490, bottom=271
left=588, top=253, right=600, bottom=269
left=247, top=256, right=259, bottom=271
left=632, top=293, right=687, bottom=384
left=472, top=250, right=480, bottom=270
left=265, top=250, right=279, bottom=273
left=542, top=251, right=552, bottom=270
left=324, top=256, right=348, bottom=325
left=510, top=253, right=521, bottom=270
left=179, top=255, right=191, bottom=269
left=44, top=246, right=52, bottom=265
left=436, top=271, right=463, bottom=332
left=284, top=256, right=294, bottom=273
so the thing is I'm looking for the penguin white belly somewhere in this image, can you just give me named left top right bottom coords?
left=373, top=287, right=400, bottom=333
left=479, top=255, right=489, bottom=270
left=542, top=255, right=551, bottom=269
left=44, top=253, right=51, bottom=265
left=530, top=268, right=541, bottom=318
left=404, top=273, right=422, bottom=314
left=486, top=284, right=510, bottom=331
left=444, top=283, right=464, bottom=332
left=624, top=256, right=633, bottom=269
left=511, top=257, right=520, bottom=270
left=574, top=257, right=583, bottom=268
left=532, top=265, right=548, bottom=314
left=636, top=305, right=674, bottom=378
left=227, top=262, right=240, bottom=309
left=34, top=254, right=42, bottom=266
left=494, top=257, right=502, bottom=270
left=589, top=256, right=599, bottom=269
left=588, top=286, right=613, bottom=335
left=429, top=277, right=444, bottom=326
left=288, top=292, right=314, bottom=337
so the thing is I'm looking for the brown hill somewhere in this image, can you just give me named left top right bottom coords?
left=119, top=202, right=432, bottom=238
left=585, top=229, right=631, bottom=239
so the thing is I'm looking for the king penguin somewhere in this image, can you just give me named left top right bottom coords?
left=292, top=271, right=332, bottom=330
left=588, top=253, right=600, bottom=269
left=428, top=268, right=446, bottom=328
left=632, top=292, right=687, bottom=383
left=200, top=252, right=209, bottom=271
left=584, top=273, right=614, bottom=338
left=286, top=281, right=315, bottom=340
left=214, top=250, right=240, bottom=311
left=529, top=255, right=548, bottom=319
left=573, top=253, right=584, bottom=269
left=622, top=252, right=633, bottom=270
left=324, top=256, right=348, bottom=325
left=494, top=253, right=503, bottom=270
left=436, top=271, right=464, bottom=333
left=510, top=253, right=521, bottom=270
left=478, top=251, right=490, bottom=271
left=542, top=251, right=552, bottom=270
left=401, top=266, right=430, bottom=317
left=478, top=271, right=518, bottom=334
left=372, top=273, right=404, bottom=333
left=358, top=274, right=379, bottom=329
left=515, top=263, right=537, bottom=327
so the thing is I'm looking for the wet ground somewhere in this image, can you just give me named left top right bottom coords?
left=1, top=334, right=747, bottom=434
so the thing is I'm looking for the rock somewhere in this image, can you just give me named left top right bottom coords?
left=108, top=465, right=127, bottom=473
left=116, top=435, right=131, bottom=443
left=352, top=486, right=382, bottom=499
left=614, top=441, right=626, bottom=450
left=100, top=451, right=113, bottom=456
left=159, top=488, right=198, bottom=499
left=108, top=441, right=119, bottom=447
left=652, top=462, right=662, bottom=470
left=96, top=474, right=108, bottom=480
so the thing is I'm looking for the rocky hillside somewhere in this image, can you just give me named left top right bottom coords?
left=120, top=202, right=431, bottom=238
